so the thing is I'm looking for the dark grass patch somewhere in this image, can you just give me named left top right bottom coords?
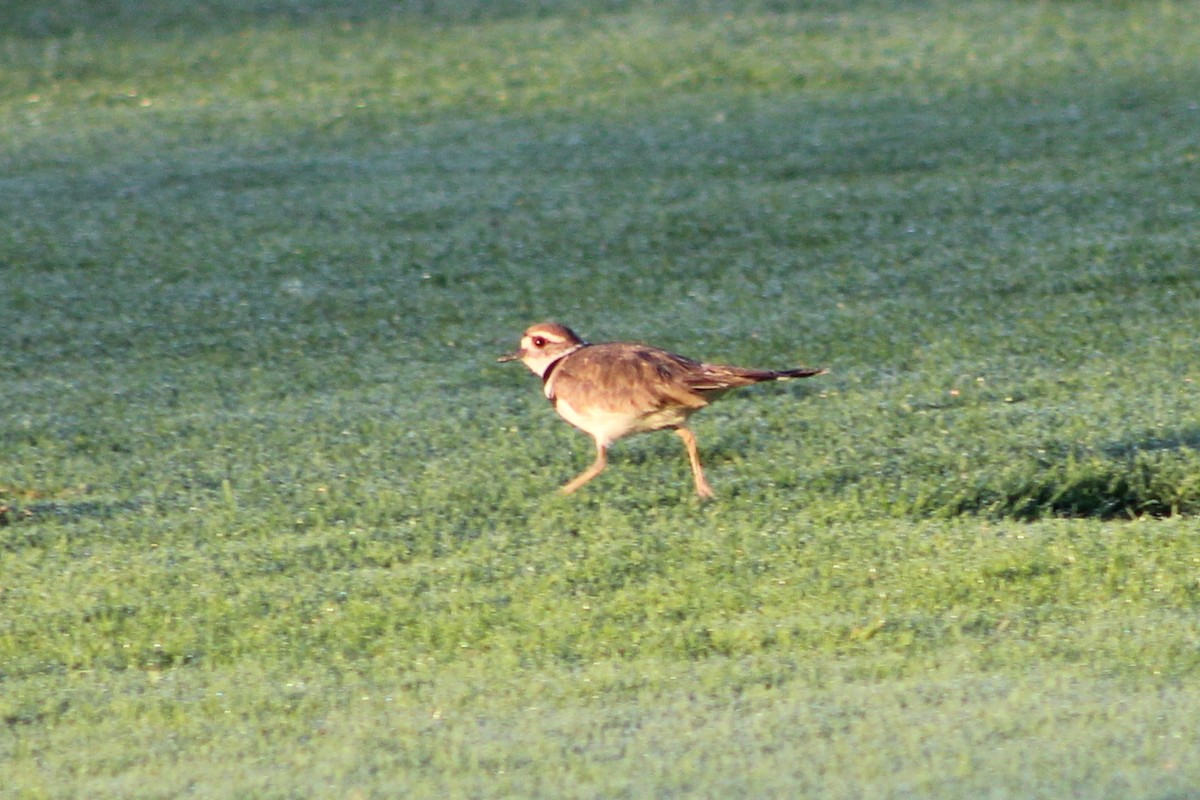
left=934, top=449, right=1200, bottom=521
left=0, top=499, right=144, bottom=525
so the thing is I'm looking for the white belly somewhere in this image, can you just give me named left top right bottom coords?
left=555, top=398, right=691, bottom=446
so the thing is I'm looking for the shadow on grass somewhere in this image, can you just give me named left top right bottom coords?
left=1101, top=427, right=1200, bottom=459
left=0, top=499, right=143, bottom=530
left=0, top=0, right=630, bottom=39
left=2, top=0, right=931, bottom=39
left=940, top=432, right=1200, bottom=521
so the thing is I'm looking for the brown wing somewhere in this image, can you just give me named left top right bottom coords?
left=550, top=343, right=711, bottom=415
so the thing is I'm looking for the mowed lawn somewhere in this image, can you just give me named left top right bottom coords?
left=2, top=0, right=1200, bottom=796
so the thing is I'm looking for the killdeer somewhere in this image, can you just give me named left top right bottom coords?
left=499, top=322, right=825, bottom=498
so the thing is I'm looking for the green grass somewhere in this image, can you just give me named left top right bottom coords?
left=2, top=0, right=1200, bottom=796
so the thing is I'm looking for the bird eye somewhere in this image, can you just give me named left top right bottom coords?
left=531, top=336, right=548, bottom=348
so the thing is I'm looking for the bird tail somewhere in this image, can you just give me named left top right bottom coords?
left=772, top=366, right=827, bottom=380
left=689, top=364, right=827, bottom=391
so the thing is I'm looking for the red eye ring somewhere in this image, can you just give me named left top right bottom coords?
left=531, top=336, right=548, bottom=348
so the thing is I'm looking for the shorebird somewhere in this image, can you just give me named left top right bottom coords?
left=499, top=322, right=824, bottom=497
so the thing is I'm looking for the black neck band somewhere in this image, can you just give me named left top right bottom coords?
left=541, top=355, right=565, bottom=386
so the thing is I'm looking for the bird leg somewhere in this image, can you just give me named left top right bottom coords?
left=560, top=440, right=608, bottom=495
left=674, top=427, right=715, bottom=499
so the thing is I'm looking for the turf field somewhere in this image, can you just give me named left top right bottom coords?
left=2, top=1, right=1199, bottom=796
